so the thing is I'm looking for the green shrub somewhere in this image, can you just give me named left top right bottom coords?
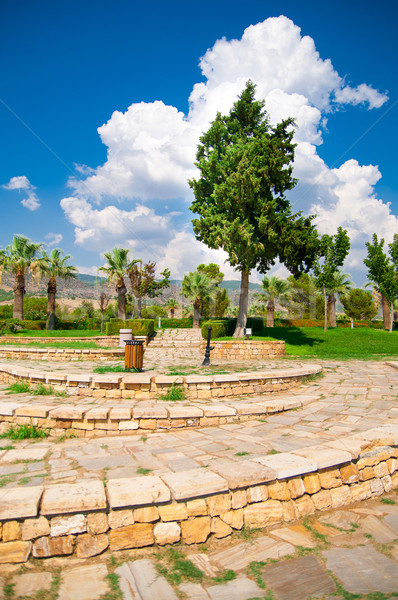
left=159, top=318, right=193, bottom=329
left=0, top=305, right=12, bottom=319
left=21, top=320, right=46, bottom=330
left=201, top=320, right=228, bottom=339
left=141, top=305, right=167, bottom=318
left=105, top=319, right=155, bottom=337
left=0, top=318, right=23, bottom=335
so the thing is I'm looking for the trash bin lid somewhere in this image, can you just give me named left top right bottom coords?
left=125, top=340, right=143, bottom=345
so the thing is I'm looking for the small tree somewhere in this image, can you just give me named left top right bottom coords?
left=181, top=272, right=217, bottom=328
left=0, top=235, right=42, bottom=320
left=39, top=248, right=77, bottom=329
left=326, top=271, right=352, bottom=328
left=341, top=289, right=377, bottom=321
left=254, top=276, right=291, bottom=327
left=166, top=298, right=178, bottom=318
left=189, top=81, right=319, bottom=337
left=287, top=273, right=321, bottom=319
left=98, top=247, right=130, bottom=320
left=313, top=227, right=350, bottom=332
left=99, top=292, right=111, bottom=333
left=128, top=261, right=170, bottom=318
left=364, top=233, right=398, bottom=332
left=197, top=263, right=230, bottom=318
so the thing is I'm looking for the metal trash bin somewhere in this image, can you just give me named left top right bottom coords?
left=125, top=340, right=144, bottom=371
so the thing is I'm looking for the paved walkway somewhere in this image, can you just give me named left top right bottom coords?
left=0, top=359, right=398, bottom=598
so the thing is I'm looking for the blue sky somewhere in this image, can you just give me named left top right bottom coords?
left=1, top=0, right=397, bottom=284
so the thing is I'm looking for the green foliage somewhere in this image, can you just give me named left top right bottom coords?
left=156, top=548, right=204, bottom=586
left=128, top=260, right=170, bottom=315
left=160, top=317, right=193, bottom=328
left=161, top=383, right=186, bottom=401
left=201, top=320, right=229, bottom=339
left=189, top=81, right=319, bottom=333
left=341, top=288, right=378, bottom=321
left=21, top=319, right=46, bottom=330
left=1, top=423, right=49, bottom=439
left=212, top=570, right=237, bottom=583
left=0, top=318, right=24, bottom=334
left=22, top=296, right=47, bottom=319
left=7, top=382, right=31, bottom=394
left=182, top=271, right=218, bottom=327
left=105, top=318, right=155, bottom=336
left=93, top=365, right=126, bottom=374
left=0, top=304, right=13, bottom=318
left=287, top=273, right=323, bottom=319
left=141, top=304, right=167, bottom=318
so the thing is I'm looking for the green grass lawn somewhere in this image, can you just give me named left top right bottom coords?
left=9, top=329, right=102, bottom=337
left=0, top=340, right=110, bottom=349
left=252, top=327, right=398, bottom=359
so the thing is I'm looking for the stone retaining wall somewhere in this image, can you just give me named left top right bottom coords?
left=202, top=340, right=285, bottom=360
left=0, top=426, right=397, bottom=563
left=0, top=363, right=321, bottom=404
left=0, top=336, right=120, bottom=347
left=0, top=348, right=124, bottom=361
left=0, top=394, right=310, bottom=437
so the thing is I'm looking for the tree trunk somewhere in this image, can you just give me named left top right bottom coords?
left=137, top=297, right=142, bottom=319
left=389, top=302, right=394, bottom=333
left=233, top=269, right=249, bottom=337
left=13, top=271, right=25, bottom=320
left=46, top=276, right=57, bottom=330
left=117, top=279, right=127, bottom=320
left=323, top=283, right=327, bottom=333
left=328, top=293, right=336, bottom=328
left=382, top=295, right=391, bottom=330
left=266, top=299, right=275, bottom=327
left=193, top=299, right=201, bottom=328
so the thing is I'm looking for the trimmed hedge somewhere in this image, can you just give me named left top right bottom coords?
left=105, top=319, right=155, bottom=337
left=272, top=318, right=386, bottom=329
left=201, top=320, right=229, bottom=339
left=159, top=318, right=193, bottom=329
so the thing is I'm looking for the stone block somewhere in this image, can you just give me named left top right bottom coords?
left=287, top=477, right=305, bottom=499
left=159, top=503, right=188, bottom=522
left=154, top=522, right=181, bottom=545
left=360, top=466, right=375, bottom=481
left=220, top=509, right=244, bottom=530
left=50, top=514, right=86, bottom=537
left=186, top=499, right=207, bottom=517
left=295, top=446, right=351, bottom=470
left=244, top=500, right=283, bottom=528
left=311, top=490, right=332, bottom=511
left=318, top=468, right=342, bottom=489
left=267, top=481, right=291, bottom=501
left=109, top=523, right=154, bottom=551
left=75, top=533, right=109, bottom=558
left=350, top=481, right=372, bottom=502
left=32, top=535, right=74, bottom=558
left=2, top=521, right=21, bottom=542
left=282, top=500, right=300, bottom=522
left=254, top=453, right=316, bottom=479
left=87, top=512, right=109, bottom=535
left=295, top=494, right=315, bottom=517
left=41, top=481, right=106, bottom=515
left=0, top=541, right=31, bottom=564
left=161, top=469, right=227, bottom=500
left=231, top=489, right=247, bottom=509
left=302, top=473, right=321, bottom=495
left=0, top=486, right=43, bottom=520
left=134, top=506, right=159, bottom=523
left=340, top=463, right=360, bottom=484
left=211, top=517, right=232, bottom=539
left=209, top=458, right=275, bottom=489
left=246, top=485, right=268, bottom=503
left=330, top=485, right=352, bottom=508
left=107, top=476, right=170, bottom=508
left=206, top=493, right=231, bottom=516
left=21, top=516, right=50, bottom=540
left=374, top=462, right=389, bottom=477
left=108, top=510, right=135, bottom=529
left=181, top=517, right=211, bottom=544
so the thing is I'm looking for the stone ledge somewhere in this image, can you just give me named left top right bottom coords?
left=0, top=426, right=396, bottom=563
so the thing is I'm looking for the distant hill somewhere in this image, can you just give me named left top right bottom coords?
left=0, top=273, right=262, bottom=306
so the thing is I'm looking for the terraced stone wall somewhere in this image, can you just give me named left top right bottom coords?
left=202, top=340, right=285, bottom=360
left=0, top=440, right=397, bottom=564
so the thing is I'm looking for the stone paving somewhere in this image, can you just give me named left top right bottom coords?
left=0, top=358, right=398, bottom=598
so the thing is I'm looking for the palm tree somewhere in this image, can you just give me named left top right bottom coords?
left=254, top=276, right=291, bottom=327
left=0, top=235, right=42, bottom=320
left=327, top=271, right=351, bottom=328
left=166, top=298, right=178, bottom=318
left=182, top=272, right=217, bottom=328
left=39, top=248, right=77, bottom=329
left=98, top=247, right=131, bottom=320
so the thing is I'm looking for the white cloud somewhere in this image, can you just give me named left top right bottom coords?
left=60, top=16, right=393, bottom=283
left=2, top=175, right=41, bottom=211
left=45, top=233, right=63, bottom=247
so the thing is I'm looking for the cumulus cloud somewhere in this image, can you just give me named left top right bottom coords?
left=45, top=233, right=63, bottom=247
left=3, top=175, right=41, bottom=211
left=60, top=15, right=393, bottom=282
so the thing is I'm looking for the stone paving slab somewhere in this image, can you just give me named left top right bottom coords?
left=323, top=546, right=398, bottom=594
left=57, top=564, right=109, bottom=600
left=41, top=481, right=107, bottom=515
left=206, top=576, right=263, bottom=600
left=0, top=486, right=43, bottom=520
left=262, top=555, right=336, bottom=600
left=116, top=559, right=178, bottom=600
